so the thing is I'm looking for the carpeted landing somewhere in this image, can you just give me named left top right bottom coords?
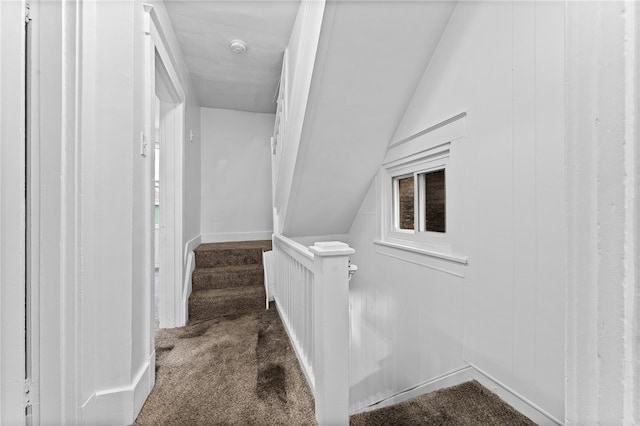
left=134, top=306, right=316, bottom=425
left=135, top=240, right=536, bottom=425
left=350, top=380, right=536, bottom=426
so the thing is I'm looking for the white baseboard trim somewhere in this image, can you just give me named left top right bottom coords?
left=201, top=231, right=273, bottom=243
left=181, top=250, right=195, bottom=325
left=179, top=235, right=201, bottom=326
left=81, top=351, right=155, bottom=424
left=349, top=363, right=561, bottom=425
left=183, top=234, right=202, bottom=265
left=350, top=365, right=473, bottom=414
left=469, top=363, right=562, bottom=425
left=262, top=250, right=275, bottom=307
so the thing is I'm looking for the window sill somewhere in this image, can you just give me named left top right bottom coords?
left=373, top=239, right=469, bottom=264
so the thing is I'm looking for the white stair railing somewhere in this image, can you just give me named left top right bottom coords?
left=273, top=234, right=354, bottom=425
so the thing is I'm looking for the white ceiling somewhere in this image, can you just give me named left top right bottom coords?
left=164, top=0, right=300, bottom=113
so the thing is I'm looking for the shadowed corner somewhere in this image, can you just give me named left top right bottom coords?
left=154, top=345, right=174, bottom=373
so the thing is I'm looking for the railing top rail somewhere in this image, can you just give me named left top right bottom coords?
left=274, top=233, right=315, bottom=265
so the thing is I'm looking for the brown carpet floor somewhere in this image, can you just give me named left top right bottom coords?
left=136, top=308, right=536, bottom=426
left=135, top=308, right=316, bottom=425
left=350, top=380, right=536, bottom=426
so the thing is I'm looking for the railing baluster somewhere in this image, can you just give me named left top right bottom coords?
left=272, top=236, right=354, bottom=426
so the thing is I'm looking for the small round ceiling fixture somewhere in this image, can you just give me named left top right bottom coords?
left=229, top=39, right=247, bottom=54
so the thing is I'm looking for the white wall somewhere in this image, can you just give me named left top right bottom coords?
left=184, top=103, right=202, bottom=244
left=30, top=0, right=200, bottom=423
left=347, top=1, right=565, bottom=421
left=200, top=107, right=274, bottom=241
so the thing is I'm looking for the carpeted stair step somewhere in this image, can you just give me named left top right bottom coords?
left=188, top=286, right=265, bottom=323
left=192, top=264, right=264, bottom=291
left=195, top=240, right=272, bottom=268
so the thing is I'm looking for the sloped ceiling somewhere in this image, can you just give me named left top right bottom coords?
left=164, top=0, right=300, bottom=113
left=283, top=1, right=457, bottom=237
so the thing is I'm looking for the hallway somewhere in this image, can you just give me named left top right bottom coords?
left=2, top=1, right=639, bottom=424
left=135, top=306, right=316, bottom=424
left=135, top=301, right=538, bottom=425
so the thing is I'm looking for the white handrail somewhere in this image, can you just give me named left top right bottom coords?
left=273, top=234, right=314, bottom=266
left=272, top=234, right=354, bottom=425
left=273, top=234, right=317, bottom=391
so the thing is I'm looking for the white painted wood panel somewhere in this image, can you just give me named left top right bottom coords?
left=511, top=1, right=537, bottom=402
left=532, top=2, right=566, bottom=417
left=347, top=1, right=566, bottom=420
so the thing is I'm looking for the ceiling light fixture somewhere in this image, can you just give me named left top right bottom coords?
left=229, top=39, right=247, bottom=54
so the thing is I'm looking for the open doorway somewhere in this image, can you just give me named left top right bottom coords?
left=148, top=39, right=186, bottom=330
left=153, top=95, right=161, bottom=329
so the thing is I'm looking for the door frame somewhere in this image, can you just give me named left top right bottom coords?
left=0, top=0, right=28, bottom=423
left=143, top=4, right=186, bottom=329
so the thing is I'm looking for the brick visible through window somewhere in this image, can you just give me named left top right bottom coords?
left=423, top=169, right=446, bottom=233
left=397, top=176, right=414, bottom=230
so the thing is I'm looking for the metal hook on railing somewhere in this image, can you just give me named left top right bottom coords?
left=348, top=260, right=358, bottom=282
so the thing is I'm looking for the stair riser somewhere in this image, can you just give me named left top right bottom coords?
left=192, top=270, right=264, bottom=291
left=195, top=249, right=264, bottom=268
left=189, top=289, right=265, bottom=322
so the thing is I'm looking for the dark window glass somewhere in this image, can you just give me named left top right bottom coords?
left=423, top=169, right=446, bottom=233
left=397, top=176, right=414, bottom=230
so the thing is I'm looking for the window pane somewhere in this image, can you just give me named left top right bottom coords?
left=424, top=169, right=446, bottom=232
left=397, top=176, right=414, bottom=230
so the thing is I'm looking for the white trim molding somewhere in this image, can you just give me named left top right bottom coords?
left=565, top=1, right=640, bottom=423
left=378, top=112, right=468, bottom=265
left=350, top=365, right=473, bottom=415
left=470, top=364, right=561, bottom=426
left=180, top=234, right=201, bottom=325
left=372, top=240, right=467, bottom=278
left=201, top=231, right=273, bottom=244
left=181, top=252, right=195, bottom=325
left=80, top=352, right=155, bottom=425
left=0, top=0, right=28, bottom=423
left=350, top=364, right=561, bottom=426
left=144, top=3, right=186, bottom=329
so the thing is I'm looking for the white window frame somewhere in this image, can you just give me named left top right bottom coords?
left=376, top=112, right=468, bottom=265
left=392, top=173, right=415, bottom=233
left=384, top=144, right=451, bottom=250
left=417, top=168, right=448, bottom=233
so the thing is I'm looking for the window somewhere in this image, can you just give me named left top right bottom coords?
left=393, top=169, right=447, bottom=234
left=395, top=175, right=415, bottom=230
left=421, top=169, right=446, bottom=233
left=376, top=112, right=468, bottom=265
left=393, top=168, right=446, bottom=234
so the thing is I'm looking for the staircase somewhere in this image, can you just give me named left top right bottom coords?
left=189, top=240, right=272, bottom=322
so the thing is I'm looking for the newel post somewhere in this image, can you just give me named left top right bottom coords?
left=309, top=241, right=355, bottom=426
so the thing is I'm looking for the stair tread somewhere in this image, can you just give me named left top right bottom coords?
left=192, top=264, right=264, bottom=291
left=195, top=240, right=272, bottom=252
left=193, top=264, right=264, bottom=274
left=188, top=286, right=265, bottom=322
left=189, top=241, right=270, bottom=322
left=190, top=286, right=264, bottom=298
